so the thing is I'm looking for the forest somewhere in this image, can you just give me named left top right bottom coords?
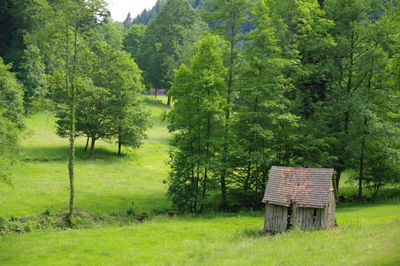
left=0, top=0, right=399, bottom=264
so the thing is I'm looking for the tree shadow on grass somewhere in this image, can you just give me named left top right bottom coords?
left=22, top=145, right=129, bottom=162
left=75, top=191, right=171, bottom=216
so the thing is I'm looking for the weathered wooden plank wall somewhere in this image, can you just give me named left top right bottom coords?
left=264, top=192, right=336, bottom=232
left=322, top=190, right=336, bottom=230
left=293, top=207, right=323, bottom=230
left=264, top=204, right=288, bottom=233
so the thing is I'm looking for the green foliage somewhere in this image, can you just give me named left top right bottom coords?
left=53, top=41, right=149, bottom=157
left=140, top=0, right=200, bottom=90
left=167, top=34, right=227, bottom=212
left=231, top=2, right=298, bottom=207
left=18, top=44, right=48, bottom=111
left=163, top=0, right=400, bottom=208
left=0, top=98, right=170, bottom=218
left=90, top=42, right=149, bottom=155
left=96, top=21, right=125, bottom=50
left=123, top=24, right=146, bottom=60
left=130, top=0, right=165, bottom=25
left=0, top=57, right=24, bottom=185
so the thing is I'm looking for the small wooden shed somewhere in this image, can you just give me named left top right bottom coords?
left=262, top=166, right=336, bottom=233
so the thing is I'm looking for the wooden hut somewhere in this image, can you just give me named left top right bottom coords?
left=262, top=166, right=336, bottom=233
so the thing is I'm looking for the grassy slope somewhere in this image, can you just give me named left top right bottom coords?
left=1, top=96, right=399, bottom=265
left=0, top=97, right=171, bottom=217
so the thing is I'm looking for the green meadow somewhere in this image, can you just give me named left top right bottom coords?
left=0, top=97, right=171, bottom=218
left=1, top=96, right=399, bottom=265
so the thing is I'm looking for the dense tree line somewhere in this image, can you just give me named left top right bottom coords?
left=1, top=0, right=399, bottom=217
left=159, top=0, right=400, bottom=211
left=122, top=0, right=204, bottom=28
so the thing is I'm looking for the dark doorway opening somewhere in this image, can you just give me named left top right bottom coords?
left=287, top=204, right=293, bottom=229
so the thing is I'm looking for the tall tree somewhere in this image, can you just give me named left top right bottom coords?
left=233, top=1, right=298, bottom=207
left=324, top=0, right=385, bottom=191
left=90, top=42, right=148, bottom=156
left=28, top=0, right=108, bottom=222
left=167, top=34, right=227, bottom=213
left=203, top=0, right=252, bottom=209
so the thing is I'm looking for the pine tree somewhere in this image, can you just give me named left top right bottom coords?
left=123, top=12, right=132, bottom=29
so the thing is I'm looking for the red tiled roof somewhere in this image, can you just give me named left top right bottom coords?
left=262, top=166, right=334, bottom=208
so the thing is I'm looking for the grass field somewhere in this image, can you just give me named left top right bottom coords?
left=0, top=97, right=171, bottom=218
left=1, top=96, right=399, bottom=265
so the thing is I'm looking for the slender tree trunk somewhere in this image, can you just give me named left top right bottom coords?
left=220, top=29, right=235, bottom=211
left=358, top=117, right=368, bottom=200
left=65, top=25, right=73, bottom=222
left=84, top=136, right=89, bottom=152
left=335, top=169, right=342, bottom=195
left=244, top=161, right=251, bottom=192
left=118, top=128, right=122, bottom=155
left=188, top=115, right=196, bottom=212
left=337, top=31, right=355, bottom=188
left=200, top=113, right=212, bottom=213
left=195, top=100, right=201, bottom=213
left=195, top=165, right=200, bottom=212
left=67, top=22, right=78, bottom=222
left=358, top=138, right=365, bottom=200
left=89, top=137, right=96, bottom=159
left=154, top=88, right=158, bottom=98
left=332, top=171, right=338, bottom=201
left=118, top=139, right=122, bottom=155
left=200, top=167, right=208, bottom=213
left=167, top=95, right=171, bottom=106
left=244, top=94, right=259, bottom=194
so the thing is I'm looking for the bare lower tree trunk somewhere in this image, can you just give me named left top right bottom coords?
left=118, top=133, right=122, bottom=156
left=358, top=117, right=368, bottom=200
left=84, top=136, right=89, bottom=152
left=200, top=168, right=207, bottom=213
left=167, top=95, right=171, bottom=106
left=154, top=88, right=158, bottom=98
left=332, top=171, right=338, bottom=201
left=200, top=113, right=211, bottom=213
left=67, top=22, right=78, bottom=223
left=89, top=137, right=96, bottom=159
left=220, top=27, right=236, bottom=211
left=65, top=25, right=73, bottom=222
left=358, top=139, right=365, bottom=200
left=335, top=168, right=342, bottom=195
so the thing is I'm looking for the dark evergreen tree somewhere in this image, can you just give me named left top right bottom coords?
left=123, top=12, right=132, bottom=28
